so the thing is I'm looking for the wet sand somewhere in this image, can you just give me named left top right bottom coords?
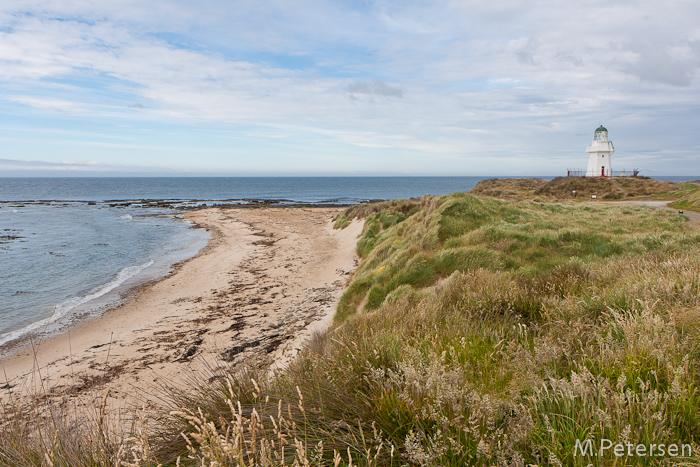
left=0, top=207, right=362, bottom=418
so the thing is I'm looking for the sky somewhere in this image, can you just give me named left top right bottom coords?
left=1, top=0, right=699, bottom=177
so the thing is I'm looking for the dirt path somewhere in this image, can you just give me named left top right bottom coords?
left=609, top=200, right=700, bottom=228
left=608, top=179, right=628, bottom=198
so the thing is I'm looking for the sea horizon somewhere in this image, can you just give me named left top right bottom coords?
left=1, top=175, right=697, bottom=203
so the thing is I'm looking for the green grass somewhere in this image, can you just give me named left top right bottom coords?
left=326, top=194, right=700, bottom=465
left=669, top=182, right=700, bottom=212
left=337, top=193, right=689, bottom=321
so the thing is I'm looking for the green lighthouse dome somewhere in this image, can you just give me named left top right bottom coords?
left=593, top=125, right=609, bottom=141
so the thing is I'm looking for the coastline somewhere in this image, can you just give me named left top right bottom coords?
left=0, top=221, right=209, bottom=355
left=0, top=203, right=210, bottom=353
left=0, top=206, right=362, bottom=417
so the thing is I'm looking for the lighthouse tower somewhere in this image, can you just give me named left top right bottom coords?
left=585, top=125, right=615, bottom=177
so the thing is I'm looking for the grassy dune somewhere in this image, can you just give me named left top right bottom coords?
left=3, top=193, right=700, bottom=466
left=470, top=176, right=693, bottom=204
left=670, top=183, right=700, bottom=212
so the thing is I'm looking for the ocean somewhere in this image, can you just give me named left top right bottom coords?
left=0, top=175, right=696, bottom=352
left=0, top=176, right=490, bottom=203
left=0, top=203, right=208, bottom=350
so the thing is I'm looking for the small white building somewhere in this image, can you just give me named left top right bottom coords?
left=585, top=125, right=615, bottom=177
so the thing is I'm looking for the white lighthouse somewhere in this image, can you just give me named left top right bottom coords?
left=585, top=125, right=615, bottom=177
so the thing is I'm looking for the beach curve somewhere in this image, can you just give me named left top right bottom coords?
left=0, top=206, right=362, bottom=418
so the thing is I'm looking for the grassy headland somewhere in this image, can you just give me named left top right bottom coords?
left=3, top=186, right=700, bottom=466
left=469, top=176, right=696, bottom=204
left=472, top=176, right=700, bottom=215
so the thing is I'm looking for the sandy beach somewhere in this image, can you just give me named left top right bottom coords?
left=0, top=207, right=362, bottom=418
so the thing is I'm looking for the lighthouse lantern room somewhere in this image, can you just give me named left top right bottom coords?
left=585, top=125, right=615, bottom=177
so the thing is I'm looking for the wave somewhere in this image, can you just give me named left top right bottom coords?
left=0, top=259, right=154, bottom=346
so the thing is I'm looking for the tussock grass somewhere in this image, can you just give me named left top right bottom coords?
left=0, top=389, right=159, bottom=467
left=337, top=193, right=689, bottom=320
left=471, top=176, right=683, bottom=202
left=4, top=192, right=700, bottom=466
left=150, top=193, right=699, bottom=466
left=533, top=177, right=682, bottom=201
left=332, top=199, right=420, bottom=230
left=670, top=182, right=700, bottom=212
left=469, top=177, right=549, bottom=199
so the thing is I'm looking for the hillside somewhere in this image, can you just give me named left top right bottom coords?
left=669, top=181, right=700, bottom=212
left=167, top=193, right=700, bottom=465
left=468, top=177, right=549, bottom=199
left=471, top=176, right=683, bottom=201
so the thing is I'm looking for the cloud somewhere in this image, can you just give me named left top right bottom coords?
left=0, top=157, right=150, bottom=171
left=0, top=1, right=699, bottom=175
left=624, top=41, right=700, bottom=87
left=10, top=95, right=89, bottom=112
left=0, top=158, right=122, bottom=172
left=345, top=79, right=403, bottom=98
left=0, top=157, right=198, bottom=176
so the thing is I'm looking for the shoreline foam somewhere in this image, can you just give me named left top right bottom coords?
left=0, top=215, right=210, bottom=356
